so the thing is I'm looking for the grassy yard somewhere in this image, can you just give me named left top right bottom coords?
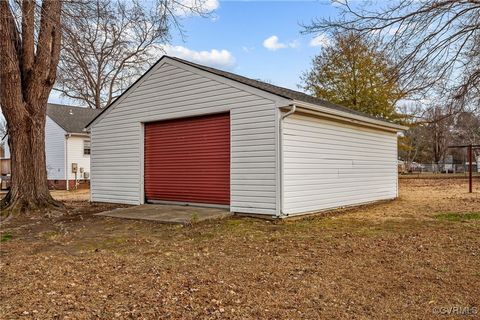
left=0, top=179, right=479, bottom=319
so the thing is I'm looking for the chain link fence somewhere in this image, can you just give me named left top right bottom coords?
left=399, top=162, right=480, bottom=175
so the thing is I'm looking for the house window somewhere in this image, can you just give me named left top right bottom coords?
left=83, top=140, right=91, bottom=155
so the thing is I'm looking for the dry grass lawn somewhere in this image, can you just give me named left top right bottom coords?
left=50, top=189, right=91, bottom=202
left=0, top=179, right=479, bottom=319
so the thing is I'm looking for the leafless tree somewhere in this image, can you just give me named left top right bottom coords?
left=0, top=0, right=63, bottom=212
left=56, top=0, right=212, bottom=109
left=0, top=0, right=213, bottom=214
left=451, top=111, right=480, bottom=158
left=304, top=0, right=480, bottom=115
left=402, top=110, right=480, bottom=167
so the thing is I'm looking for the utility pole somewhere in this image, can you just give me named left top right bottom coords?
left=447, top=144, right=480, bottom=193
left=468, top=144, right=473, bottom=193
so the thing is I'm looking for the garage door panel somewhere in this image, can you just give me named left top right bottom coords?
left=145, top=113, right=230, bottom=205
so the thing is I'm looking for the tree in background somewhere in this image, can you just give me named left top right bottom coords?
left=56, top=0, right=212, bottom=109
left=303, top=0, right=480, bottom=115
left=425, top=107, right=454, bottom=166
left=300, top=32, right=404, bottom=121
left=304, top=1, right=480, bottom=168
left=398, top=108, right=480, bottom=169
left=451, top=112, right=480, bottom=148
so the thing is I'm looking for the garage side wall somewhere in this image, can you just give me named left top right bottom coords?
left=282, top=113, right=398, bottom=215
left=91, top=61, right=280, bottom=216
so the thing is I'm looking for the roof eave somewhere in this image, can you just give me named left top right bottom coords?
left=289, top=100, right=409, bottom=132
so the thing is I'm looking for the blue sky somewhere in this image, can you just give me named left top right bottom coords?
left=50, top=0, right=338, bottom=105
left=168, top=1, right=336, bottom=86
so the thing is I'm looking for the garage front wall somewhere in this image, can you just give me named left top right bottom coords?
left=90, top=60, right=284, bottom=215
left=282, top=113, right=398, bottom=215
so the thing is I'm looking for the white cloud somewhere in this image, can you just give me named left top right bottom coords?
left=174, top=0, right=219, bottom=16
left=309, top=34, right=331, bottom=47
left=263, top=36, right=286, bottom=51
left=159, top=44, right=236, bottom=69
left=263, top=35, right=299, bottom=51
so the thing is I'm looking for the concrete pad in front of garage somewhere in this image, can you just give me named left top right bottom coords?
left=95, top=204, right=232, bottom=225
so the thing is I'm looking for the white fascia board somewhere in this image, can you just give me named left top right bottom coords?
left=287, top=100, right=409, bottom=132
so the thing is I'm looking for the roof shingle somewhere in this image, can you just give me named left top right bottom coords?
left=47, top=104, right=101, bottom=134
left=167, top=56, right=395, bottom=124
left=87, top=55, right=400, bottom=128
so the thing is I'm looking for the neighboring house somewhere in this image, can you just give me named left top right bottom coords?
left=87, top=56, right=406, bottom=218
left=45, top=104, right=101, bottom=190
left=1, top=134, right=11, bottom=189
left=1, top=134, right=10, bottom=159
left=3, top=104, right=101, bottom=190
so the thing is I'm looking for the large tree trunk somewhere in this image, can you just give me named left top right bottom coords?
left=1, top=108, right=61, bottom=212
left=0, top=0, right=63, bottom=215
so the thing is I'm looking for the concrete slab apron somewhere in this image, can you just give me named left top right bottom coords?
left=95, top=204, right=232, bottom=225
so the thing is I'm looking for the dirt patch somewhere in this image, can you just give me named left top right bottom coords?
left=0, top=179, right=479, bottom=319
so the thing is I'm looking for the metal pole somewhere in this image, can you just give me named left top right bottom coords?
left=448, top=144, right=480, bottom=193
left=468, top=144, right=473, bottom=193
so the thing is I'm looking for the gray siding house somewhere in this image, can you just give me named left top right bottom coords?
left=87, top=56, right=405, bottom=218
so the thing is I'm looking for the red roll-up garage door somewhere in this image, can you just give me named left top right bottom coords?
left=144, top=113, right=230, bottom=205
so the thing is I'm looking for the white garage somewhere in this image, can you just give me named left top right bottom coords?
left=87, top=56, right=405, bottom=218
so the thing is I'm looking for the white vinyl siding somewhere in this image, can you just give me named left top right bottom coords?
left=66, top=136, right=91, bottom=180
left=1, top=138, right=10, bottom=159
left=45, top=117, right=66, bottom=180
left=91, top=61, right=282, bottom=215
left=282, top=113, right=398, bottom=215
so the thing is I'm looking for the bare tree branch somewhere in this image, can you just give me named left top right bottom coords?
left=303, top=0, right=480, bottom=115
left=56, top=0, right=214, bottom=109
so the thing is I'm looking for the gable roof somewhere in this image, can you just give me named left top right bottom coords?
left=47, top=103, right=101, bottom=134
left=166, top=56, right=387, bottom=121
left=87, top=55, right=402, bottom=129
